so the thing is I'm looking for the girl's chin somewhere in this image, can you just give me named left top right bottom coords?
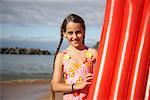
left=72, top=44, right=80, bottom=48
left=70, top=43, right=80, bottom=47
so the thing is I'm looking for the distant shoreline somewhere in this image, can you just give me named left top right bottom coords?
left=1, top=79, right=50, bottom=84
left=0, top=47, right=52, bottom=55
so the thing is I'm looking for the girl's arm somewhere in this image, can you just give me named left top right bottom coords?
left=89, top=48, right=98, bottom=75
left=90, top=48, right=98, bottom=59
left=52, top=52, right=72, bottom=93
left=51, top=52, right=93, bottom=93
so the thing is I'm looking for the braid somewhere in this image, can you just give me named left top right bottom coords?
left=52, top=33, right=63, bottom=75
left=50, top=34, right=63, bottom=100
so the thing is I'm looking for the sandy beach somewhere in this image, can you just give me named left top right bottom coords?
left=1, top=80, right=63, bottom=100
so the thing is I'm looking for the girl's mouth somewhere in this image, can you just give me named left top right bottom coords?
left=72, top=40, right=79, bottom=43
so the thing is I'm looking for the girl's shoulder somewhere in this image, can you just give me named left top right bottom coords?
left=87, top=47, right=97, bottom=52
left=57, top=49, right=71, bottom=63
left=56, top=49, right=69, bottom=58
left=55, top=51, right=65, bottom=60
left=87, top=47, right=97, bottom=58
left=60, top=49, right=69, bottom=54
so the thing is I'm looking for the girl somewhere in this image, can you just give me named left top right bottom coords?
left=51, top=14, right=97, bottom=100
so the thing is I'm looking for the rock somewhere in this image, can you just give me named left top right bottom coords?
left=0, top=47, right=51, bottom=55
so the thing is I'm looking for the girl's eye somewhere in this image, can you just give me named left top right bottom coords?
left=67, top=31, right=82, bottom=35
left=67, top=32, right=73, bottom=35
left=76, top=31, right=82, bottom=34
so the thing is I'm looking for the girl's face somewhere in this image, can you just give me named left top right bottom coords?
left=64, top=22, right=85, bottom=48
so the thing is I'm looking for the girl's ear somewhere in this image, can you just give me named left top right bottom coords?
left=63, top=32, right=67, bottom=38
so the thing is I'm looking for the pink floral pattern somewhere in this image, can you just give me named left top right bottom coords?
left=62, top=50, right=96, bottom=100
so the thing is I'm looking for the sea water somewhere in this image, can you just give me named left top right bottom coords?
left=0, top=54, right=54, bottom=81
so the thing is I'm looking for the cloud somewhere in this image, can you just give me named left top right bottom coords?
left=0, top=34, right=58, bottom=42
left=0, top=0, right=106, bottom=27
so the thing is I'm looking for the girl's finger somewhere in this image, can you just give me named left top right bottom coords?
left=86, top=82, right=92, bottom=85
left=83, top=77, right=93, bottom=82
left=86, top=73, right=93, bottom=77
left=86, top=77, right=93, bottom=81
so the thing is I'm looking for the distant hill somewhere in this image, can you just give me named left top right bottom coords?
left=0, top=47, right=51, bottom=55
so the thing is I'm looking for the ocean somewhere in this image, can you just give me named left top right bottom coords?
left=0, top=54, right=54, bottom=81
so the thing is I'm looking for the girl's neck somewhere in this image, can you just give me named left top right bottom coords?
left=68, top=44, right=87, bottom=53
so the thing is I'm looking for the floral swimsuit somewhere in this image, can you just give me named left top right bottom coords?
left=62, top=48, right=96, bottom=100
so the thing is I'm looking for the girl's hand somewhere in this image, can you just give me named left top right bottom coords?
left=74, top=73, right=93, bottom=90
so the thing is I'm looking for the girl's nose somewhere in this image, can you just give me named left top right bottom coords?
left=73, top=33, right=77, bottom=39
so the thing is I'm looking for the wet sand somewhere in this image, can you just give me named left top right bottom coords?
left=1, top=80, right=63, bottom=100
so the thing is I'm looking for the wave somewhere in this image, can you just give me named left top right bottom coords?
left=1, top=79, right=51, bottom=84
left=1, top=73, right=52, bottom=82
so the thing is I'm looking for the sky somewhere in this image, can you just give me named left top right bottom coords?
left=0, top=0, right=106, bottom=52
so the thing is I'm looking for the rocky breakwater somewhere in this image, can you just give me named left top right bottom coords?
left=0, top=47, right=51, bottom=55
